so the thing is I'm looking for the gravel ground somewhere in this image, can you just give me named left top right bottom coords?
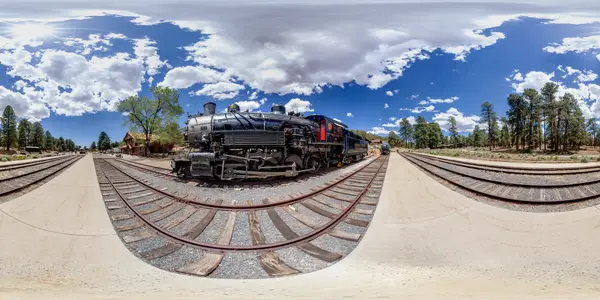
left=170, top=208, right=210, bottom=236
left=210, top=252, right=269, bottom=279
left=91, top=155, right=387, bottom=279
left=257, top=209, right=286, bottom=243
left=128, top=235, right=168, bottom=254
left=333, top=221, right=367, bottom=236
left=155, top=205, right=198, bottom=230
left=230, top=211, right=253, bottom=246
left=106, top=207, right=132, bottom=218
left=295, top=202, right=331, bottom=224
left=135, top=197, right=173, bottom=213
left=150, top=246, right=206, bottom=271
left=310, top=233, right=358, bottom=257
left=414, top=154, right=600, bottom=185
left=146, top=202, right=184, bottom=221
left=111, top=156, right=375, bottom=203
left=112, top=216, right=140, bottom=229
left=0, top=157, right=71, bottom=180
left=306, top=198, right=341, bottom=216
left=408, top=156, right=600, bottom=213
left=197, top=210, right=228, bottom=243
left=274, top=206, right=313, bottom=235
left=275, top=247, right=329, bottom=273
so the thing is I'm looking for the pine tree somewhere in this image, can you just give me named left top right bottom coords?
left=17, top=119, right=30, bottom=149
left=448, top=116, right=458, bottom=147
left=413, top=116, right=430, bottom=149
left=1, top=105, right=18, bottom=151
left=30, top=122, right=45, bottom=148
left=480, top=102, right=498, bottom=151
left=45, top=131, right=54, bottom=151
left=398, top=118, right=414, bottom=148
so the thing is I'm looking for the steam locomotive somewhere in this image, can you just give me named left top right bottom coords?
left=171, top=102, right=369, bottom=180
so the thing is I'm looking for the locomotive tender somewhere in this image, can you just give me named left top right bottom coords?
left=171, top=102, right=369, bottom=180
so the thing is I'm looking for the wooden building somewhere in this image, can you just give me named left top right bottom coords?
left=121, top=132, right=175, bottom=156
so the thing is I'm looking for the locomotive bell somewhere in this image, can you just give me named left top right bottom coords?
left=228, top=103, right=240, bottom=113
left=203, top=102, right=216, bottom=115
left=271, top=104, right=286, bottom=115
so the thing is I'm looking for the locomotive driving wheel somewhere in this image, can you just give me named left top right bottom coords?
left=284, top=154, right=303, bottom=171
left=305, top=155, right=321, bottom=173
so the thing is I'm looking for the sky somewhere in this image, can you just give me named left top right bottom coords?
left=0, top=1, right=599, bottom=147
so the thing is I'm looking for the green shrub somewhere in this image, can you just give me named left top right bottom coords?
left=581, top=156, right=589, bottom=163
left=1, top=156, right=9, bottom=162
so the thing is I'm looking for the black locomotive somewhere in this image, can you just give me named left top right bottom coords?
left=171, top=102, right=369, bottom=180
left=381, top=143, right=391, bottom=155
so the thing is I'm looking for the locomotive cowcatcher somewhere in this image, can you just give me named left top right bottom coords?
left=171, top=102, right=369, bottom=180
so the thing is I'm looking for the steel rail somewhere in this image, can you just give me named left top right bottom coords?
left=103, top=155, right=383, bottom=210
left=98, top=155, right=387, bottom=252
left=401, top=153, right=600, bottom=205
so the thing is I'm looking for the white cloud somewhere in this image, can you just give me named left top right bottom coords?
left=0, top=45, right=150, bottom=118
left=443, top=30, right=506, bottom=61
left=510, top=71, right=555, bottom=93
left=117, top=1, right=586, bottom=96
left=249, top=91, right=258, bottom=100
left=433, top=107, right=481, bottom=132
left=543, top=35, right=600, bottom=54
left=234, top=100, right=261, bottom=112
left=558, top=66, right=598, bottom=83
left=160, top=65, right=228, bottom=89
left=192, top=82, right=245, bottom=100
left=394, top=89, right=399, bottom=94
left=428, top=96, right=459, bottom=104
left=389, top=117, right=396, bottom=121
left=513, top=72, right=524, bottom=81
left=133, top=38, right=171, bottom=77
left=406, top=116, right=417, bottom=125
left=368, top=127, right=390, bottom=135
left=259, top=97, right=267, bottom=105
left=62, top=33, right=127, bottom=56
left=0, top=85, right=49, bottom=120
left=384, top=103, right=389, bottom=108
left=285, top=98, right=313, bottom=114
left=346, top=112, right=354, bottom=117
left=385, top=91, right=393, bottom=96
left=418, top=100, right=428, bottom=105
left=0, top=1, right=599, bottom=120
left=411, top=105, right=435, bottom=113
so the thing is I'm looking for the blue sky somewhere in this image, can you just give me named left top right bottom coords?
left=0, top=1, right=599, bottom=147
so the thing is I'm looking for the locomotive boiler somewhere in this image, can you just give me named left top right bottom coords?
left=171, top=102, right=369, bottom=180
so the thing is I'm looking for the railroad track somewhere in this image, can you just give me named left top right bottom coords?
left=0, top=154, right=84, bottom=202
left=402, top=152, right=600, bottom=205
left=113, top=156, right=375, bottom=188
left=93, top=155, right=388, bottom=278
left=0, top=155, right=68, bottom=172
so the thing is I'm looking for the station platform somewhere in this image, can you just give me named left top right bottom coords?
left=1, top=153, right=600, bottom=299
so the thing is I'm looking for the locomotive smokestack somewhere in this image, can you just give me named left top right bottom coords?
left=271, top=104, right=286, bottom=115
left=227, top=103, right=240, bottom=113
left=203, top=102, right=216, bottom=116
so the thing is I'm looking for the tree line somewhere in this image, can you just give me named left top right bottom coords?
left=391, top=82, right=595, bottom=153
left=1, top=105, right=79, bottom=152
left=90, top=131, right=123, bottom=151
